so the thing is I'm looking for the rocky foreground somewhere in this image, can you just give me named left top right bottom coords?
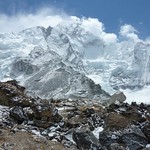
left=0, top=80, right=150, bottom=150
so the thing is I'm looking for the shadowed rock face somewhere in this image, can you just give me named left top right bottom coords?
left=0, top=80, right=62, bottom=128
left=10, top=106, right=27, bottom=124
left=121, top=133, right=148, bottom=150
left=0, top=80, right=25, bottom=106
left=73, top=130, right=102, bottom=150
left=0, top=81, right=149, bottom=150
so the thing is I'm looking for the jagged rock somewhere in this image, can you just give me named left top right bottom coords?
left=65, top=115, right=81, bottom=128
left=32, top=104, right=54, bottom=120
left=10, top=96, right=34, bottom=108
left=0, top=80, right=21, bottom=106
left=0, top=105, right=15, bottom=127
left=99, top=125, right=149, bottom=149
left=51, top=113, right=63, bottom=123
left=88, top=113, right=103, bottom=130
left=0, top=80, right=34, bottom=107
left=60, top=135, right=78, bottom=150
left=82, top=108, right=95, bottom=117
left=109, top=143, right=126, bottom=150
left=105, top=112, right=129, bottom=129
left=73, top=130, right=102, bottom=150
left=120, top=102, right=144, bottom=123
left=107, top=103, right=120, bottom=112
left=110, top=92, right=126, bottom=104
left=0, top=80, right=150, bottom=150
left=10, top=106, right=27, bottom=124
left=121, top=133, right=148, bottom=150
left=142, top=122, right=150, bottom=142
left=99, top=130, right=120, bottom=148
left=0, top=80, right=63, bottom=128
left=31, top=103, right=62, bottom=128
left=23, top=107, right=34, bottom=120
left=33, top=119, right=52, bottom=128
left=122, top=125, right=147, bottom=139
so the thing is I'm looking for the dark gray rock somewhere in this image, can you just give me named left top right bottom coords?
left=73, top=130, right=102, bottom=150
left=88, top=113, right=103, bottom=130
left=99, top=131, right=120, bottom=148
left=10, top=106, right=27, bottom=124
left=121, top=133, right=148, bottom=150
left=109, top=143, right=126, bottom=150
left=142, top=122, right=150, bottom=142
left=31, top=103, right=62, bottom=128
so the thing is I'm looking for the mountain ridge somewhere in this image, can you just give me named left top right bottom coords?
left=0, top=17, right=150, bottom=101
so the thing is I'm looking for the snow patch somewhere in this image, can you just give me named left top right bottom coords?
left=122, top=86, right=150, bottom=104
left=92, top=126, right=103, bottom=139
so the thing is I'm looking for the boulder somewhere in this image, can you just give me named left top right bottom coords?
left=82, top=108, right=95, bottom=117
left=34, top=119, right=52, bottom=128
left=65, top=115, right=82, bottom=128
left=32, top=104, right=54, bottom=120
left=109, top=143, right=126, bottom=150
left=0, top=80, right=34, bottom=107
left=110, top=92, right=126, bottom=104
left=73, top=130, right=102, bottom=150
left=142, top=122, right=150, bottom=142
left=10, top=96, right=34, bottom=108
left=88, top=113, right=103, bottom=129
left=105, top=112, right=129, bottom=129
left=99, top=131, right=120, bottom=148
left=10, top=106, right=27, bottom=124
left=121, top=133, right=148, bottom=150
left=31, top=104, right=62, bottom=128
left=120, top=103, right=143, bottom=123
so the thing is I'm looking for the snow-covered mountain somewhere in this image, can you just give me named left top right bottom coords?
left=0, top=17, right=150, bottom=101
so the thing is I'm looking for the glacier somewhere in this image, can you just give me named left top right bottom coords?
left=0, top=17, right=150, bottom=103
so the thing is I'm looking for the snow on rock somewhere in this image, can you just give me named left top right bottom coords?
left=0, top=105, right=9, bottom=124
left=0, top=17, right=150, bottom=103
left=92, top=126, right=103, bottom=139
left=122, top=86, right=150, bottom=104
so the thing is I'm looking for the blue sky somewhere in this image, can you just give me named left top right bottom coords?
left=0, top=0, right=149, bottom=38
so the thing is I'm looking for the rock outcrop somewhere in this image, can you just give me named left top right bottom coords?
left=0, top=80, right=149, bottom=150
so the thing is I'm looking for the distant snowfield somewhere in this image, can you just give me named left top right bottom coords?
left=121, top=86, right=150, bottom=104
left=88, top=74, right=150, bottom=104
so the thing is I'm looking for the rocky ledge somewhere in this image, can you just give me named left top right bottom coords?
left=0, top=80, right=150, bottom=150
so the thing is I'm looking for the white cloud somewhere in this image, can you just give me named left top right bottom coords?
left=80, top=18, right=117, bottom=43
left=81, top=18, right=104, bottom=36
left=0, top=7, right=146, bottom=45
left=120, top=24, right=140, bottom=42
left=0, top=8, right=68, bottom=33
left=102, top=33, right=118, bottom=43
